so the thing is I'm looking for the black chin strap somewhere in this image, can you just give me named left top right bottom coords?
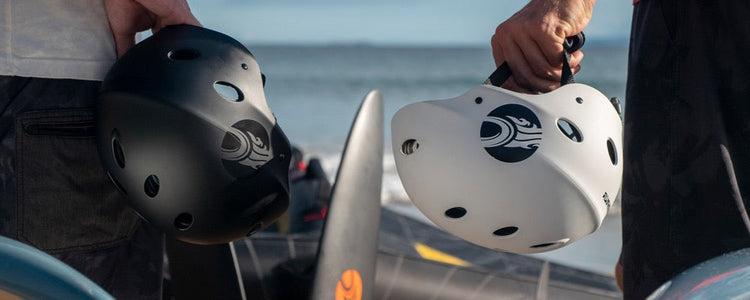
left=485, top=32, right=585, bottom=88
left=484, top=61, right=513, bottom=87
left=560, top=48, right=575, bottom=85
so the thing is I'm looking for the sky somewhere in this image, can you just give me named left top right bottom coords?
left=186, top=0, right=634, bottom=47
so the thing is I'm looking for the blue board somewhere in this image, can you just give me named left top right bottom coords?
left=648, top=247, right=750, bottom=299
left=0, top=235, right=113, bottom=300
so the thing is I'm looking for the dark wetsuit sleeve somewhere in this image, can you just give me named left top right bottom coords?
left=622, top=0, right=750, bottom=299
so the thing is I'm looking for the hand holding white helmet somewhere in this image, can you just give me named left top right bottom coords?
left=391, top=33, right=623, bottom=254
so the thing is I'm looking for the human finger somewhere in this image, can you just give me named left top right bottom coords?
left=502, top=35, right=558, bottom=92
left=536, top=34, right=566, bottom=68
left=491, top=33, right=507, bottom=67
left=572, top=64, right=582, bottom=75
left=501, top=76, right=536, bottom=94
left=517, top=33, right=559, bottom=81
left=568, top=49, right=584, bottom=69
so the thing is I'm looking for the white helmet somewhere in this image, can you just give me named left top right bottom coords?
left=391, top=83, right=622, bottom=254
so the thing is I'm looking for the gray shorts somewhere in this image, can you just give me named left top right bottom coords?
left=0, top=76, right=163, bottom=299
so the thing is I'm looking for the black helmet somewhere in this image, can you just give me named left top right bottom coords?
left=96, top=25, right=291, bottom=245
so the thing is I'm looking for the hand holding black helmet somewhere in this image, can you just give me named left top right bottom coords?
left=96, top=25, right=291, bottom=245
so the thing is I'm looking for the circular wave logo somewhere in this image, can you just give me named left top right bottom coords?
left=480, top=104, right=542, bottom=163
left=221, top=119, right=273, bottom=177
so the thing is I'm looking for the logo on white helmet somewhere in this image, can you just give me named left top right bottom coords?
left=480, top=104, right=542, bottom=163
left=221, top=120, right=273, bottom=177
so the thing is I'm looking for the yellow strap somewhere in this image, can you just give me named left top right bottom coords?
left=413, top=243, right=471, bottom=267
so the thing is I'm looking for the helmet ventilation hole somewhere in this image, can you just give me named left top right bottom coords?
left=531, top=242, right=557, bottom=249
left=401, top=139, right=419, bottom=155
left=144, top=175, right=160, bottom=198
left=493, top=226, right=519, bottom=237
left=576, top=97, right=584, bottom=104
left=607, top=138, right=618, bottom=165
left=174, top=213, right=193, bottom=230
left=530, top=238, right=570, bottom=249
left=111, top=130, right=125, bottom=168
left=444, top=207, right=467, bottom=219
left=557, top=119, right=583, bottom=142
left=167, top=48, right=200, bottom=60
left=214, top=81, right=244, bottom=102
left=246, top=222, right=262, bottom=236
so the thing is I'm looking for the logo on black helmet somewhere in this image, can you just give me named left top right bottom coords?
left=480, top=104, right=542, bottom=163
left=221, top=120, right=273, bottom=177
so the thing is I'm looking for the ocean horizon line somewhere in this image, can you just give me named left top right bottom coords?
left=243, top=37, right=629, bottom=49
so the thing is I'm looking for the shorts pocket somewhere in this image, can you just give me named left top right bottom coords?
left=15, top=109, right=139, bottom=253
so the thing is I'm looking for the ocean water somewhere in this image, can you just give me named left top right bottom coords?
left=251, top=44, right=629, bottom=275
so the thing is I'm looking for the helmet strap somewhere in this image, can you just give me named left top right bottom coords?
left=485, top=32, right=585, bottom=89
